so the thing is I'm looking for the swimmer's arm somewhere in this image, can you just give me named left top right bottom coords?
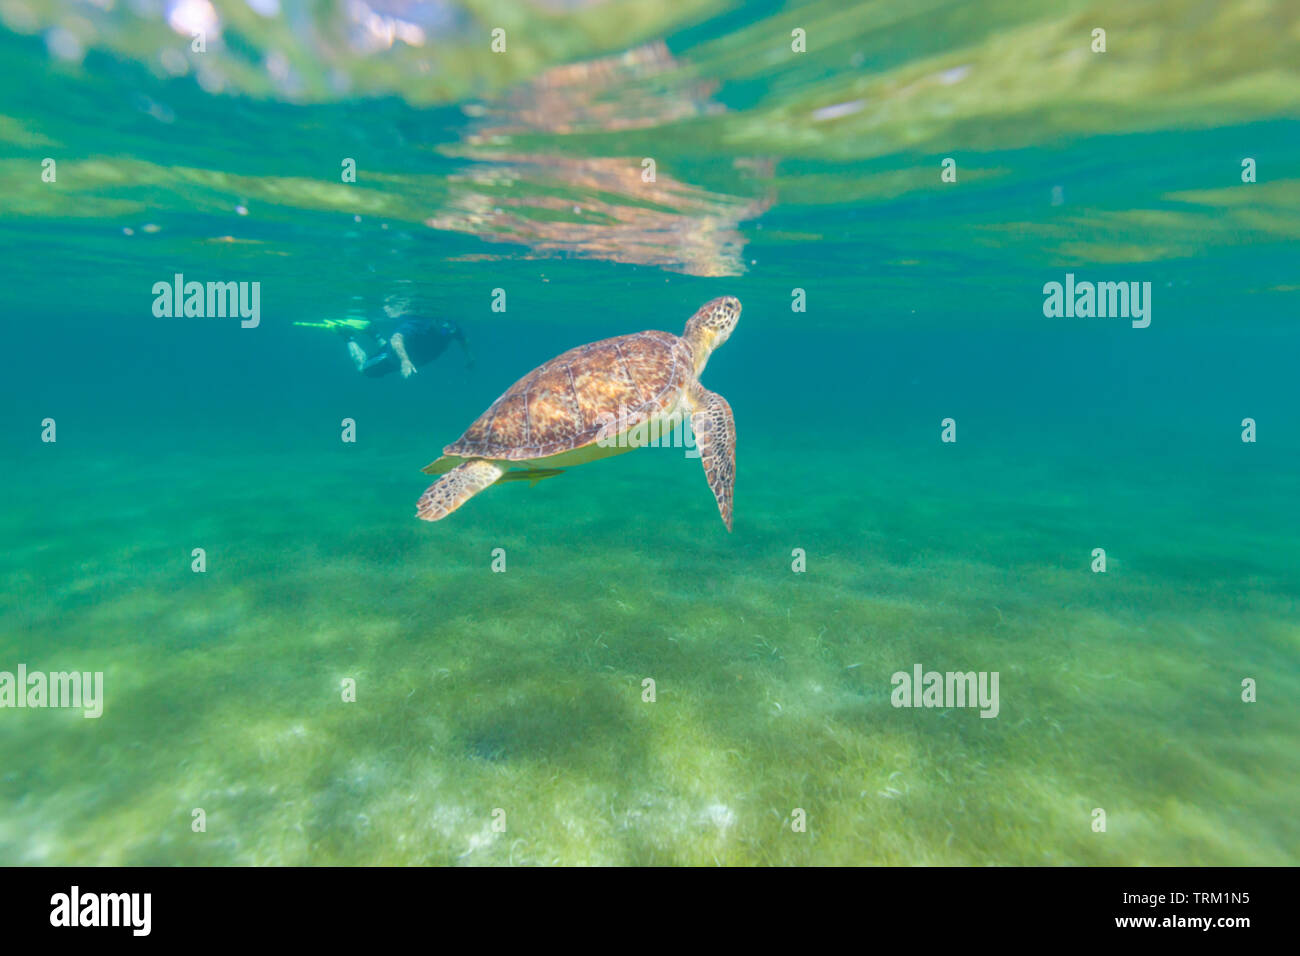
left=451, top=324, right=475, bottom=369
left=390, top=332, right=417, bottom=378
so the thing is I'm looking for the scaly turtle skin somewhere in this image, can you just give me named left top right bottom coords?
left=417, top=295, right=740, bottom=529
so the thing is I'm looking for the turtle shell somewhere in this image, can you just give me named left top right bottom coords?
left=445, top=330, right=693, bottom=461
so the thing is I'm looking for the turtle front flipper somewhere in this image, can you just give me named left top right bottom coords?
left=689, top=384, right=735, bottom=531
left=416, top=459, right=505, bottom=522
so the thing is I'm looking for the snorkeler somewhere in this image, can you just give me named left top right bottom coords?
left=340, top=317, right=474, bottom=378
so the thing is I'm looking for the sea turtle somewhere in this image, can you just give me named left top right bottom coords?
left=417, top=295, right=741, bottom=529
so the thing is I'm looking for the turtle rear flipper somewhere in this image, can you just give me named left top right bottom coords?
left=421, top=455, right=459, bottom=476
left=416, top=460, right=504, bottom=521
left=494, top=468, right=564, bottom=487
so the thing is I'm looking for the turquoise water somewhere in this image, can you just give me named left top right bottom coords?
left=1, top=0, right=1298, bottom=865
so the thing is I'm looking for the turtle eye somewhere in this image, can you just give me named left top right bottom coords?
left=714, top=298, right=740, bottom=325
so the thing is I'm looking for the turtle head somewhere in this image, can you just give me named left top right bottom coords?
left=684, top=296, right=741, bottom=371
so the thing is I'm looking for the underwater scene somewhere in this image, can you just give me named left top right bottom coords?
left=1, top=0, right=1297, bottom=867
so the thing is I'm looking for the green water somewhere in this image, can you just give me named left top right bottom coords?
left=1, top=0, right=1298, bottom=865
